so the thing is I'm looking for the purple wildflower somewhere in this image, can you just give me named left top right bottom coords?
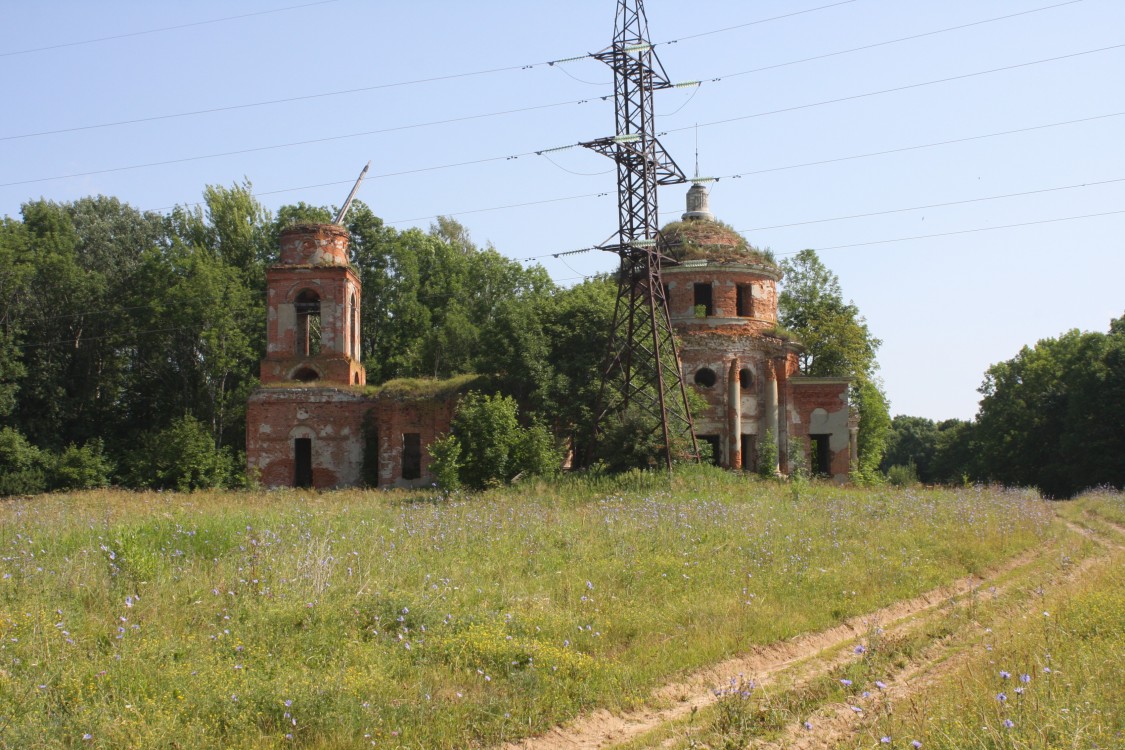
left=840, top=678, right=852, bottom=686
left=912, top=741, right=922, bottom=749
left=996, top=692, right=1007, bottom=702
left=1002, top=719, right=1015, bottom=729
left=999, top=670, right=1011, bottom=679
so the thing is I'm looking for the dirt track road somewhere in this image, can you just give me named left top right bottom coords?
left=501, top=513, right=1122, bottom=750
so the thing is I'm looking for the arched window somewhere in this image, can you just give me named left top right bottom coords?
left=739, top=368, right=753, bottom=390
left=694, top=367, right=717, bottom=387
left=293, top=366, right=320, bottom=382
left=295, top=290, right=321, bottom=356
left=350, top=292, right=359, bottom=360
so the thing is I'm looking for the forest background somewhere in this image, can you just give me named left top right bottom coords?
left=0, top=185, right=1121, bottom=498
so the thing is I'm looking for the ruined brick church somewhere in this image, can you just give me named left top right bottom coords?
left=246, top=187, right=855, bottom=488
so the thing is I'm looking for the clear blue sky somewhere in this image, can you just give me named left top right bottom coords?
left=4, top=0, right=1123, bottom=421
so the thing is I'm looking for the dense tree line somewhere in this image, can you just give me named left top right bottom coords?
left=882, top=315, right=1124, bottom=498
left=0, top=184, right=901, bottom=494
left=0, top=183, right=616, bottom=492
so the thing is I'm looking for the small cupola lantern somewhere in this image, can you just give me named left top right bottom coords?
left=682, top=182, right=714, bottom=222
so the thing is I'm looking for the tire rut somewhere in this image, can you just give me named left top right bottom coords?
left=499, top=547, right=1046, bottom=750
left=759, top=519, right=1125, bottom=750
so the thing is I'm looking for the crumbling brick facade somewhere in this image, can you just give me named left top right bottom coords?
left=247, top=186, right=855, bottom=488
left=663, top=185, right=854, bottom=480
left=246, top=224, right=457, bottom=489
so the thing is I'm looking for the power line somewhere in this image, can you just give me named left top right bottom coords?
left=665, top=43, right=1125, bottom=136
left=0, top=97, right=603, bottom=188
left=0, top=2, right=851, bottom=141
left=527, top=209, right=1125, bottom=286
left=147, top=109, right=1125, bottom=217
left=711, top=1, right=1083, bottom=83
left=0, top=0, right=341, bottom=58
left=11, top=40, right=1121, bottom=192
left=710, top=111, right=1125, bottom=180
left=0, top=66, right=556, bottom=143
left=785, top=209, right=1125, bottom=255
left=740, top=177, right=1125, bottom=232
left=662, top=0, right=859, bottom=43
left=0, top=0, right=1077, bottom=142
left=394, top=175, right=1125, bottom=236
left=518, top=174, right=1124, bottom=263
left=384, top=191, right=610, bottom=226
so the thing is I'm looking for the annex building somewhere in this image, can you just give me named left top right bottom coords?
left=246, top=188, right=856, bottom=488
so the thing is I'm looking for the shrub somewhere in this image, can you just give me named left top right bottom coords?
left=0, top=426, right=46, bottom=496
left=48, top=439, right=113, bottom=491
left=511, top=421, right=560, bottom=480
left=757, top=428, right=778, bottom=478
left=596, top=407, right=671, bottom=473
left=886, top=462, right=919, bottom=487
left=448, top=392, right=561, bottom=489
left=427, top=433, right=463, bottom=491
left=126, top=415, right=232, bottom=491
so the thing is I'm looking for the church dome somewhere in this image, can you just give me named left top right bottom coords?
left=660, top=185, right=777, bottom=267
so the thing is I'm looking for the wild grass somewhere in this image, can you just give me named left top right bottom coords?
left=847, top=496, right=1125, bottom=750
left=0, top=469, right=1054, bottom=749
left=1070, top=486, right=1125, bottom=526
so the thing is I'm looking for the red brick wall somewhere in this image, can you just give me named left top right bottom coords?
left=787, top=379, right=852, bottom=478
left=246, top=388, right=456, bottom=489
left=247, top=388, right=369, bottom=489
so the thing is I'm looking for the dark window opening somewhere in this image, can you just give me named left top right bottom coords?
left=294, top=438, right=312, bottom=488
left=363, top=419, right=380, bottom=487
left=293, top=367, right=320, bottom=382
left=741, top=434, right=755, bottom=471
left=693, top=283, right=713, bottom=316
left=739, top=367, right=753, bottom=390
left=402, top=433, right=422, bottom=480
left=736, top=284, right=753, bottom=317
left=295, top=290, right=322, bottom=356
left=699, top=435, right=721, bottom=466
left=354, top=372, right=360, bottom=385
left=661, top=283, right=671, bottom=310
left=810, top=434, right=832, bottom=476
left=694, top=367, right=717, bottom=387
left=349, top=293, right=358, bottom=359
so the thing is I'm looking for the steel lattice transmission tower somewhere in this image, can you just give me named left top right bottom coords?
left=582, top=0, right=698, bottom=470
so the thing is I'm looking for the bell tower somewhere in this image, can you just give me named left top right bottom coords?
left=259, top=223, right=366, bottom=387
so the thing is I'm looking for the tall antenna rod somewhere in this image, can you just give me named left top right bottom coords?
left=581, top=0, right=699, bottom=470
left=333, top=161, right=371, bottom=225
left=694, top=123, right=700, bottom=179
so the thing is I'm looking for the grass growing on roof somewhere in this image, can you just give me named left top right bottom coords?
left=0, top=469, right=1056, bottom=748
left=363, top=372, right=485, bottom=400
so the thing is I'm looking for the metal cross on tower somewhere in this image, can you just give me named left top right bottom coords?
left=582, top=0, right=698, bottom=470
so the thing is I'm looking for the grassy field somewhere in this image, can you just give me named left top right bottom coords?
left=846, top=492, right=1125, bottom=750
left=0, top=469, right=1058, bottom=748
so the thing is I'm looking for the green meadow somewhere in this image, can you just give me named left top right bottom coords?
left=0, top=469, right=1062, bottom=748
left=842, top=491, right=1125, bottom=750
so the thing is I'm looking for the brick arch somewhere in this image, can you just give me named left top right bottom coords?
left=283, top=280, right=329, bottom=305
left=289, top=364, right=324, bottom=382
left=288, top=424, right=317, bottom=441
